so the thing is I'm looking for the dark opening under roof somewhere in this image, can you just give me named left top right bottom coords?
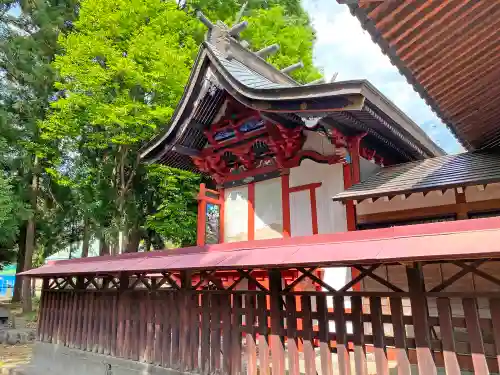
left=333, top=151, right=500, bottom=202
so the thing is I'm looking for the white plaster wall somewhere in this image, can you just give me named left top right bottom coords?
left=290, top=190, right=313, bottom=236
left=356, top=189, right=456, bottom=215
left=254, top=178, right=283, bottom=240
left=289, top=159, right=350, bottom=312
left=359, top=156, right=381, bottom=181
left=224, top=186, right=249, bottom=242
left=289, top=159, right=347, bottom=235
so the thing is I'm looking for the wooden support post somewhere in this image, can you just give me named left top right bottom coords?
left=219, top=188, right=225, bottom=243
left=38, top=279, right=49, bottom=341
left=248, top=182, right=255, bottom=241
left=179, top=272, right=192, bottom=371
left=281, top=174, right=291, bottom=237
left=197, top=183, right=207, bottom=246
left=269, top=270, right=285, bottom=375
left=117, top=273, right=129, bottom=358
left=406, top=263, right=437, bottom=375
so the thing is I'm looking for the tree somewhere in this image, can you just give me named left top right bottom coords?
left=0, top=0, right=78, bottom=310
left=42, top=0, right=321, bottom=252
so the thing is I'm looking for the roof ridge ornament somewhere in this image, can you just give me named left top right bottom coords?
left=281, top=61, right=304, bottom=74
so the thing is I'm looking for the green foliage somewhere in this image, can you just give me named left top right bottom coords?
left=40, top=0, right=321, bottom=250
left=241, top=6, right=321, bottom=83
left=145, top=165, right=201, bottom=247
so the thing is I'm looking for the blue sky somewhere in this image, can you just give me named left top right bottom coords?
left=302, top=0, right=463, bottom=154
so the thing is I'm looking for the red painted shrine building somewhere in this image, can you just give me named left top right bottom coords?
left=19, top=8, right=500, bottom=375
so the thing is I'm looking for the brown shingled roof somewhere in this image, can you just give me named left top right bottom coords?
left=344, top=0, right=500, bottom=150
left=333, top=151, right=500, bottom=202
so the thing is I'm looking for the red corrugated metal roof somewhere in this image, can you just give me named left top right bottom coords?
left=20, top=217, right=500, bottom=277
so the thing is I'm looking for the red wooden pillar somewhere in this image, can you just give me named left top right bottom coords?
left=219, top=187, right=225, bottom=243
left=281, top=173, right=291, bottom=238
left=197, top=183, right=207, bottom=246
left=248, top=182, right=255, bottom=241
left=344, top=133, right=366, bottom=289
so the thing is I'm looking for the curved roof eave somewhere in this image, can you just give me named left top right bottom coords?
left=345, top=2, right=470, bottom=151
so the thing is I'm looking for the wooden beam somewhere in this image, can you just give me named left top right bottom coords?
left=357, top=198, right=500, bottom=225
left=171, top=145, right=200, bottom=157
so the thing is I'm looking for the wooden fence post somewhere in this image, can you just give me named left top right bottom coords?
left=406, top=263, right=437, bottom=375
left=179, top=271, right=192, bottom=372
left=269, top=269, right=285, bottom=375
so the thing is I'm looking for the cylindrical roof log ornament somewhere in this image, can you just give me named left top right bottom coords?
left=306, top=77, right=326, bottom=85
left=281, top=61, right=304, bottom=74
left=229, top=21, right=248, bottom=36
left=196, top=10, right=214, bottom=29
left=256, top=44, right=280, bottom=58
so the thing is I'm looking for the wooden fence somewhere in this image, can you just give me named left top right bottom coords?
left=37, top=263, right=500, bottom=375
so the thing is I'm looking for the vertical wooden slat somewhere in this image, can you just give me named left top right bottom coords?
left=246, top=294, right=257, bottom=375
left=80, top=293, right=88, bottom=350
left=406, top=265, right=437, bottom=375
left=436, top=297, right=461, bottom=375
left=317, top=295, right=333, bottom=375
left=351, top=296, right=368, bottom=375
left=231, top=294, right=243, bottom=375
left=52, top=292, right=60, bottom=344
left=370, top=296, right=389, bottom=375
left=116, top=294, right=125, bottom=358
left=146, top=294, right=155, bottom=364
left=190, top=294, right=200, bottom=371
left=171, top=292, right=181, bottom=370
left=257, top=293, right=270, bottom=375
left=389, top=297, right=411, bottom=375
left=211, top=294, right=222, bottom=373
left=44, top=291, right=53, bottom=342
left=70, top=292, right=79, bottom=348
left=179, top=273, right=192, bottom=371
left=132, top=292, right=141, bottom=361
left=63, top=292, right=72, bottom=346
left=334, top=295, right=351, bottom=375
left=269, top=270, right=285, bottom=375
left=73, top=293, right=82, bottom=350
left=153, top=294, right=163, bottom=366
left=285, top=295, right=299, bottom=375
left=98, top=294, right=106, bottom=354
left=301, top=294, right=317, bottom=375
left=85, top=292, right=94, bottom=351
left=201, top=293, right=211, bottom=375
left=162, top=293, right=173, bottom=368
left=38, top=288, right=47, bottom=341
left=221, top=294, right=232, bottom=375
left=110, top=293, right=118, bottom=357
left=463, top=298, right=489, bottom=375
left=104, top=293, right=111, bottom=355
left=490, top=298, right=500, bottom=373
left=92, top=293, right=100, bottom=353
left=123, top=294, right=132, bottom=359
left=139, top=291, right=148, bottom=362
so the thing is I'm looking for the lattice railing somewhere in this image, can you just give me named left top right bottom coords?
left=37, top=261, right=500, bottom=374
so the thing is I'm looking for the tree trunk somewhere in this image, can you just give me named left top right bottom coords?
left=81, top=219, right=90, bottom=258
left=125, top=224, right=140, bottom=253
left=99, top=235, right=110, bottom=256
left=22, top=215, right=36, bottom=313
left=22, top=163, right=38, bottom=313
left=12, top=223, right=27, bottom=302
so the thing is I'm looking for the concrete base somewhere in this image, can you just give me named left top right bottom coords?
left=25, top=342, right=186, bottom=375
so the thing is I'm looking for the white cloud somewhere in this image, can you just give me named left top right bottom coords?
left=302, top=0, right=463, bottom=154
